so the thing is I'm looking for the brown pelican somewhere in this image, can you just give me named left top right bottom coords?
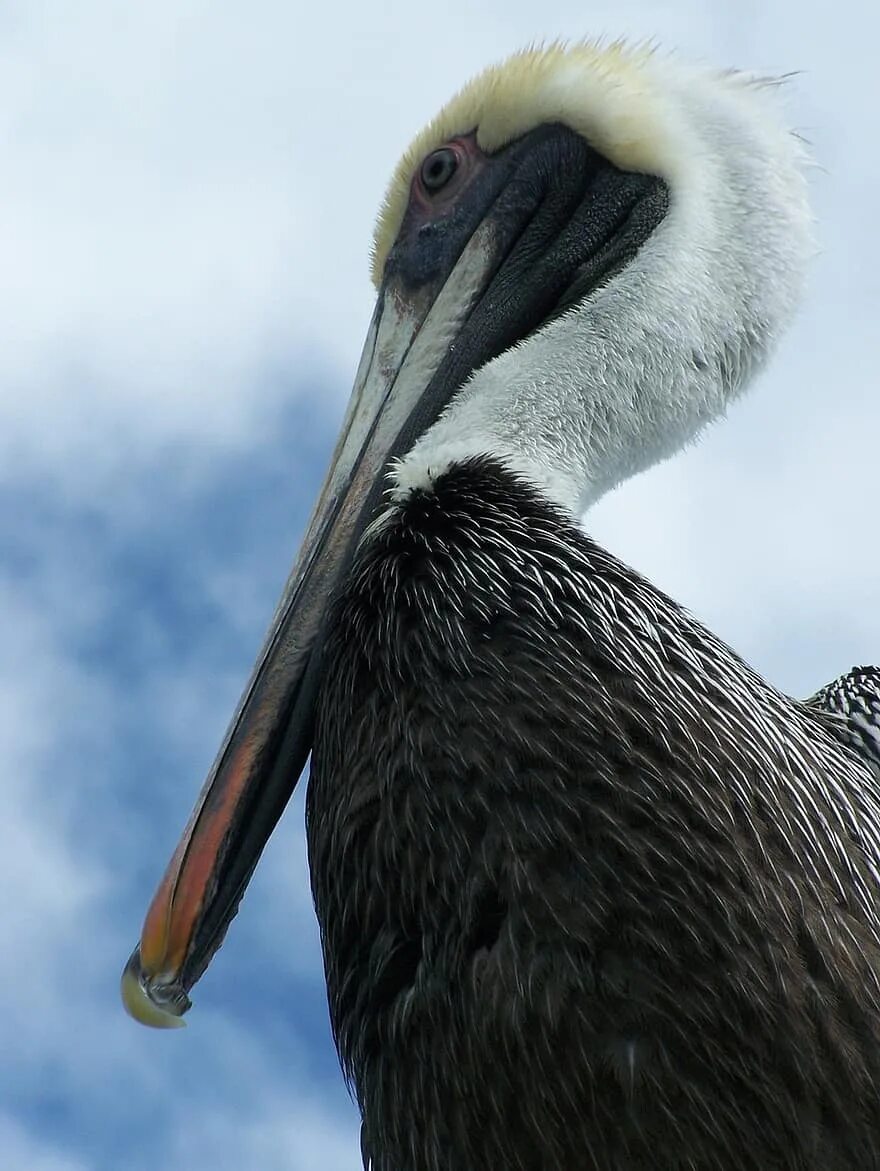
left=123, top=42, right=880, bottom=1170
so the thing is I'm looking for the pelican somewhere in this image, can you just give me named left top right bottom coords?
left=123, top=42, right=880, bottom=1169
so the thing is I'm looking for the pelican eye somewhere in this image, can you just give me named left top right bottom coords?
left=420, top=147, right=458, bottom=193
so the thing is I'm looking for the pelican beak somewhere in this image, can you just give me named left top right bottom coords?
left=121, top=124, right=667, bottom=1028
left=121, top=215, right=507, bottom=1029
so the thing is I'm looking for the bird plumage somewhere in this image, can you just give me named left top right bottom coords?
left=810, top=667, right=880, bottom=774
left=382, top=43, right=811, bottom=516
left=307, top=44, right=880, bottom=1170
left=310, top=460, right=880, bottom=1169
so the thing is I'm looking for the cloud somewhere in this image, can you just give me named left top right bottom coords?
left=166, top=1093, right=358, bottom=1171
left=0, top=1116, right=90, bottom=1171
left=1, top=0, right=843, bottom=485
left=0, top=420, right=359, bottom=1168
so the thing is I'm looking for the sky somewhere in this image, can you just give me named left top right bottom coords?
left=2, top=2, right=878, bottom=1168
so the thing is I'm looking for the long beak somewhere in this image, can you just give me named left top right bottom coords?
left=121, top=222, right=501, bottom=1027
left=121, top=121, right=665, bottom=1027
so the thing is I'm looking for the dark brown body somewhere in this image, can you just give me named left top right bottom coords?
left=307, top=459, right=880, bottom=1170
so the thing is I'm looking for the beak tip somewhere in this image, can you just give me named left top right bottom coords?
left=121, top=946, right=190, bottom=1030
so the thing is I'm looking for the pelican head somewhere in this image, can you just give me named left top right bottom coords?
left=122, top=40, right=812, bottom=1026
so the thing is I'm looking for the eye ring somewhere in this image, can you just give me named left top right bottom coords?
left=420, top=147, right=459, bottom=193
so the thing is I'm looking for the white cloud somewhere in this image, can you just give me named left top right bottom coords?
left=0, top=1116, right=90, bottom=1171
left=0, top=502, right=353, bottom=1166
left=4, top=0, right=867, bottom=485
left=0, top=580, right=107, bottom=1026
left=167, top=1096, right=358, bottom=1171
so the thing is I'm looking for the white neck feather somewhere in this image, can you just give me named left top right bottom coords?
left=391, top=54, right=813, bottom=517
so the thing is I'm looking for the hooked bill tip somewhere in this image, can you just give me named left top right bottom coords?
left=121, top=946, right=190, bottom=1030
